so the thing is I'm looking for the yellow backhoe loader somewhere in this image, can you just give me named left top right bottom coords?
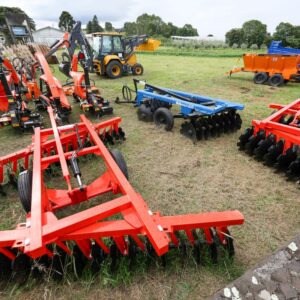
left=91, top=32, right=160, bottom=79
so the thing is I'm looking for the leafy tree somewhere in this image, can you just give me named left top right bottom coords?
left=242, top=20, right=267, bottom=47
left=105, top=22, right=113, bottom=31
left=225, top=28, right=244, bottom=46
left=86, top=21, right=93, bottom=34
left=123, top=14, right=198, bottom=38
left=58, top=11, right=75, bottom=32
left=177, top=24, right=198, bottom=36
left=124, top=22, right=137, bottom=35
left=273, top=22, right=295, bottom=45
left=0, top=6, right=35, bottom=44
left=90, top=15, right=103, bottom=33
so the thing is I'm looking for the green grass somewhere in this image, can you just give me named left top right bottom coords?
left=1, top=51, right=300, bottom=300
left=138, top=46, right=261, bottom=58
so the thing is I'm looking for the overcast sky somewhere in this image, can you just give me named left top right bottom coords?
left=2, top=0, right=299, bottom=39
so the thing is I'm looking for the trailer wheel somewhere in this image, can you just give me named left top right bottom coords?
left=137, top=104, right=153, bottom=122
left=17, top=170, right=32, bottom=213
left=106, top=61, right=123, bottom=79
left=132, top=63, right=144, bottom=76
left=109, top=149, right=129, bottom=179
left=268, top=74, right=284, bottom=87
left=253, top=72, right=268, bottom=84
left=153, top=107, right=174, bottom=131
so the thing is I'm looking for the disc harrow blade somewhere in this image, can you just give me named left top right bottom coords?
left=254, top=134, right=276, bottom=160
left=245, top=130, right=265, bottom=155
left=263, top=140, right=284, bottom=166
left=275, top=148, right=298, bottom=170
left=238, top=127, right=254, bottom=150
left=180, top=121, right=197, bottom=143
left=288, top=157, right=300, bottom=176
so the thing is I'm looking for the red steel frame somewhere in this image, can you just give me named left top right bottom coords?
left=0, top=108, right=244, bottom=262
left=251, top=99, right=300, bottom=153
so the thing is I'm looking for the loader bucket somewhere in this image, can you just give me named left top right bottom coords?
left=136, top=38, right=161, bottom=51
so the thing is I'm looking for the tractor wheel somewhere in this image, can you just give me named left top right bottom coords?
left=132, top=63, right=144, bottom=76
left=17, top=170, right=32, bottom=213
left=137, top=104, right=153, bottom=122
left=153, top=107, right=174, bottom=131
left=106, top=61, right=123, bottom=79
left=253, top=72, right=268, bottom=84
left=109, top=149, right=129, bottom=179
left=268, top=74, right=284, bottom=87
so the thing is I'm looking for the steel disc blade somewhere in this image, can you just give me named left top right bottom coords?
left=91, top=243, right=105, bottom=274
left=50, top=248, right=67, bottom=281
left=237, top=127, right=254, bottom=149
left=263, top=140, right=284, bottom=166
left=212, top=116, right=221, bottom=136
left=0, top=252, right=12, bottom=281
left=193, top=240, right=203, bottom=265
left=73, top=245, right=88, bottom=277
left=110, top=243, right=120, bottom=272
left=254, top=134, right=275, bottom=160
left=180, top=122, right=197, bottom=143
left=128, top=237, right=138, bottom=268
left=12, top=253, right=32, bottom=285
left=224, top=230, right=235, bottom=257
left=31, top=255, right=50, bottom=279
left=234, top=113, right=242, bottom=130
left=245, top=130, right=265, bottom=155
left=275, top=148, right=297, bottom=170
left=288, top=157, right=300, bottom=176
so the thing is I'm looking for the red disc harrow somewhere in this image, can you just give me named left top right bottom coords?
left=238, top=98, right=300, bottom=177
left=0, top=107, right=244, bottom=283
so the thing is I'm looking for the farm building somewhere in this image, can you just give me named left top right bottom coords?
left=32, top=26, right=64, bottom=46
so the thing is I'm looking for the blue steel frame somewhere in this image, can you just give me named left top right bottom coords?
left=136, top=86, right=244, bottom=117
left=268, top=41, right=300, bottom=55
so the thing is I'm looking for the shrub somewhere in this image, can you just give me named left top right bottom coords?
left=250, top=44, right=258, bottom=50
left=232, top=43, right=239, bottom=49
left=240, top=43, right=248, bottom=49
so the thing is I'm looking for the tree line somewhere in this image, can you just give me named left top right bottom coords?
left=225, top=20, right=300, bottom=49
left=58, top=11, right=198, bottom=37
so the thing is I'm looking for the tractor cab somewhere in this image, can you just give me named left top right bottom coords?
left=92, top=32, right=125, bottom=61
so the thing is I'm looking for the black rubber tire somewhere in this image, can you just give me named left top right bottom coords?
left=137, top=104, right=153, bottom=122
left=153, top=107, right=174, bottom=131
left=253, top=72, right=268, bottom=84
left=268, top=74, right=284, bottom=87
left=109, top=149, right=129, bottom=179
left=17, top=170, right=32, bottom=213
left=106, top=60, right=123, bottom=79
left=132, top=63, right=144, bottom=76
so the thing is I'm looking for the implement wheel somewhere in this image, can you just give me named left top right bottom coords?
left=153, top=107, right=174, bottom=131
left=106, top=61, right=123, bottom=79
left=132, top=63, right=144, bottom=76
left=17, top=170, right=32, bottom=213
left=110, top=149, right=129, bottom=179
left=137, top=104, right=153, bottom=122
left=268, top=74, right=284, bottom=87
left=253, top=72, right=268, bottom=84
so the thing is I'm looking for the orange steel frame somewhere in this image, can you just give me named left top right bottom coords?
left=251, top=99, right=300, bottom=153
left=0, top=107, right=244, bottom=261
left=228, top=54, right=300, bottom=80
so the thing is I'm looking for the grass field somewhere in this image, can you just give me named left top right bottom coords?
left=0, top=51, right=300, bottom=300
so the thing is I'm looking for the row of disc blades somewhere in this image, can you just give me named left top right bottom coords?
left=238, top=127, right=300, bottom=177
left=180, top=111, right=242, bottom=142
left=0, top=231, right=234, bottom=285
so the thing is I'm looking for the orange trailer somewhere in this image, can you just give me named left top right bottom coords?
left=228, top=54, right=300, bottom=86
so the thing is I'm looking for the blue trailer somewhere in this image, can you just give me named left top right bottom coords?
left=117, top=80, right=244, bottom=142
left=268, top=41, right=300, bottom=55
